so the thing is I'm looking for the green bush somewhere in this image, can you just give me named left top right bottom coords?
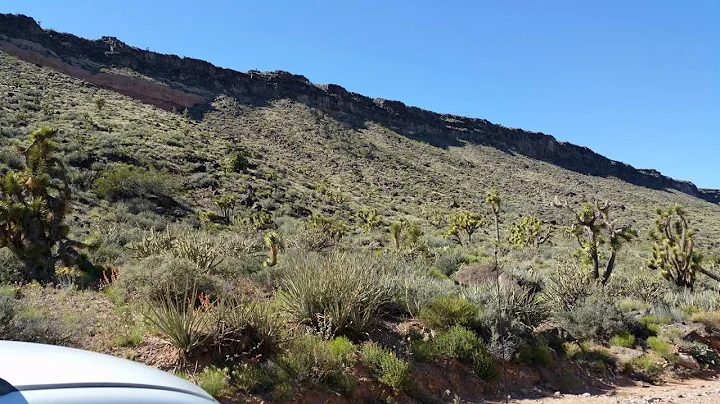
left=432, top=249, right=468, bottom=276
left=232, top=362, right=278, bottom=393
left=196, top=366, right=230, bottom=398
left=463, top=282, right=547, bottom=343
left=418, top=296, right=478, bottom=331
left=554, top=292, right=632, bottom=342
left=563, top=342, right=616, bottom=372
left=116, top=324, right=144, bottom=347
left=277, top=252, right=395, bottom=337
left=0, top=247, right=23, bottom=283
left=397, top=275, right=455, bottom=318
left=609, top=331, right=636, bottom=348
left=272, top=382, right=294, bottom=403
left=411, top=325, right=499, bottom=380
left=647, top=336, right=671, bottom=356
left=531, top=336, right=552, bottom=366
left=118, top=254, right=219, bottom=302
left=328, top=336, right=356, bottom=360
left=360, top=343, right=411, bottom=390
left=631, top=353, right=664, bottom=378
left=276, top=334, right=356, bottom=394
left=223, top=150, right=252, bottom=173
left=216, top=295, right=282, bottom=357
left=93, top=164, right=179, bottom=201
left=683, top=341, right=719, bottom=366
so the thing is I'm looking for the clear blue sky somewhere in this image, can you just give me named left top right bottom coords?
left=4, top=1, right=719, bottom=188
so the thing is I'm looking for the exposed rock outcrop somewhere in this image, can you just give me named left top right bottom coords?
left=1, top=13, right=716, bottom=203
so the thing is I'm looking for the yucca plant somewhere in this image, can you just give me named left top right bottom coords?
left=278, top=252, right=395, bottom=337
left=215, top=294, right=283, bottom=356
left=143, top=282, right=213, bottom=355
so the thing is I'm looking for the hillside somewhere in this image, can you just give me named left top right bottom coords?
left=3, top=13, right=720, bottom=404
left=1, top=13, right=719, bottom=245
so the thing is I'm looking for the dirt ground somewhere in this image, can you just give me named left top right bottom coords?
left=509, top=376, right=720, bottom=404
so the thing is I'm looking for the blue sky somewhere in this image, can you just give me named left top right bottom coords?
left=4, top=1, right=719, bottom=188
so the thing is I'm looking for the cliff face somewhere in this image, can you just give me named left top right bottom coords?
left=0, top=13, right=716, bottom=203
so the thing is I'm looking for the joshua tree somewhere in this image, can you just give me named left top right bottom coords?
left=552, top=198, right=636, bottom=284
left=216, top=192, right=237, bottom=224
left=357, top=208, right=382, bottom=232
left=647, top=205, right=720, bottom=288
left=389, top=221, right=403, bottom=250
left=445, top=211, right=486, bottom=245
left=264, top=231, right=280, bottom=267
left=507, top=215, right=552, bottom=249
left=0, top=127, right=79, bottom=281
left=406, top=221, right=423, bottom=248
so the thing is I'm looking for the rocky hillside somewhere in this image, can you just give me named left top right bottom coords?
left=1, top=13, right=716, bottom=203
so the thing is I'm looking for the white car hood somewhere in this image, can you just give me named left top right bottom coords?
left=0, top=341, right=214, bottom=402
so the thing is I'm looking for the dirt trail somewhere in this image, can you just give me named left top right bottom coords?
left=508, top=376, right=720, bottom=404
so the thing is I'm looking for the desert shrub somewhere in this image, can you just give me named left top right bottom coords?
left=631, top=353, right=664, bottom=378
left=554, top=292, right=631, bottom=342
left=232, top=362, right=278, bottom=393
left=418, top=296, right=478, bottom=331
left=397, top=275, right=456, bottom=318
left=682, top=341, right=719, bottom=367
left=128, top=227, right=175, bottom=259
left=609, top=331, right=636, bottom=348
left=689, top=310, right=720, bottom=332
left=0, top=247, right=23, bottom=282
left=307, top=214, right=346, bottom=239
left=187, top=172, right=217, bottom=189
left=93, top=164, right=179, bottom=201
left=118, top=254, right=220, bottom=302
left=664, top=288, right=720, bottom=313
left=273, top=382, right=294, bottom=402
left=413, top=325, right=479, bottom=362
left=328, top=336, right=356, bottom=360
left=432, top=249, right=469, bottom=276
left=143, top=285, right=214, bottom=354
left=291, top=227, right=338, bottom=252
left=223, top=150, right=252, bottom=173
left=234, top=211, right=276, bottom=232
left=646, top=336, right=671, bottom=356
left=530, top=335, right=552, bottom=366
left=0, top=286, right=79, bottom=345
left=411, top=325, right=499, bottom=378
left=196, top=366, right=230, bottom=398
left=563, top=342, right=616, bottom=372
left=277, top=251, right=395, bottom=337
left=464, top=282, right=547, bottom=339
left=472, top=345, right=500, bottom=380
left=276, top=334, right=356, bottom=392
left=216, top=295, right=282, bottom=358
left=116, top=323, right=144, bottom=347
left=639, top=315, right=665, bottom=336
left=115, top=204, right=171, bottom=231
left=173, top=234, right=223, bottom=273
left=360, top=342, right=411, bottom=390
left=0, top=146, right=24, bottom=170
left=0, top=286, right=19, bottom=337
left=615, top=274, right=670, bottom=304
left=542, top=261, right=597, bottom=312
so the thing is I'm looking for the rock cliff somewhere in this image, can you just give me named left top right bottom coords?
left=1, top=13, right=716, bottom=203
